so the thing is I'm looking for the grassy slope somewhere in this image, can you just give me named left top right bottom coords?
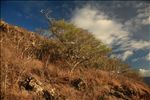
left=0, top=20, right=150, bottom=100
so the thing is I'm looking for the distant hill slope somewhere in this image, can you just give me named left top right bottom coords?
left=144, top=77, right=150, bottom=86
left=0, top=20, right=150, bottom=100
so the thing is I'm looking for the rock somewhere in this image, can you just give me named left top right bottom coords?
left=113, top=91, right=124, bottom=98
left=43, top=90, right=55, bottom=100
left=71, top=78, right=86, bottom=91
left=18, top=76, right=35, bottom=91
left=123, top=85, right=136, bottom=97
left=110, top=85, right=137, bottom=99
left=18, top=75, right=59, bottom=100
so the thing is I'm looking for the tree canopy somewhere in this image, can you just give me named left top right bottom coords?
left=50, top=20, right=112, bottom=69
left=33, top=19, right=132, bottom=73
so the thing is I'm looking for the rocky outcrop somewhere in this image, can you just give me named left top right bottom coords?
left=18, top=75, right=64, bottom=100
left=71, top=78, right=86, bottom=91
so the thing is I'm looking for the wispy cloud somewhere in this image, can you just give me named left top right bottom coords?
left=146, top=53, right=150, bottom=61
left=124, top=4, right=150, bottom=32
left=71, top=4, right=150, bottom=61
left=131, top=52, right=150, bottom=63
left=71, top=5, right=129, bottom=46
left=139, top=69, right=150, bottom=77
left=122, top=51, right=133, bottom=61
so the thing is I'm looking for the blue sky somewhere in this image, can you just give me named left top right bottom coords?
left=1, top=0, right=150, bottom=70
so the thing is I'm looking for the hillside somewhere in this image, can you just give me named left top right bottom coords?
left=0, top=20, right=150, bottom=100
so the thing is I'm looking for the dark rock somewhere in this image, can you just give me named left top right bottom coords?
left=18, top=76, right=35, bottom=91
left=121, top=85, right=136, bottom=97
left=97, top=95, right=105, bottom=100
left=43, top=90, right=55, bottom=100
left=71, top=78, right=86, bottom=91
left=113, top=91, right=123, bottom=98
left=18, top=75, right=64, bottom=100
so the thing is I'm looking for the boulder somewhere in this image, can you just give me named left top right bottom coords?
left=18, top=75, right=58, bottom=100
left=71, top=78, right=86, bottom=91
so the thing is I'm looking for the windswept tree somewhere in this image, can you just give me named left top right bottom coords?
left=40, top=9, right=111, bottom=70
left=38, top=10, right=133, bottom=73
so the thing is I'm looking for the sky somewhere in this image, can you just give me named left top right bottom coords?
left=1, top=0, right=150, bottom=74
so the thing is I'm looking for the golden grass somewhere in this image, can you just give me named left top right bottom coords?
left=1, top=20, right=150, bottom=100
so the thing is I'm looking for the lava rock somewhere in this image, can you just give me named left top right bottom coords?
left=71, top=78, right=86, bottom=91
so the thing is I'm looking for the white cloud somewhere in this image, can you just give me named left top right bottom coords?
left=131, top=52, right=150, bottom=62
left=139, top=69, right=150, bottom=77
left=146, top=53, right=150, bottom=61
left=125, top=5, right=150, bottom=32
left=132, top=58, right=139, bottom=62
left=115, top=51, right=133, bottom=61
left=122, top=51, right=133, bottom=61
left=71, top=5, right=129, bottom=46
left=130, top=40, right=150, bottom=50
left=135, top=2, right=144, bottom=8
left=142, top=16, right=150, bottom=25
left=71, top=5, right=150, bottom=61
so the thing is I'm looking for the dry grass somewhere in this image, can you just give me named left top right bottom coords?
left=0, top=20, right=150, bottom=100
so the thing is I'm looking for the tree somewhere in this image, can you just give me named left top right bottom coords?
left=39, top=10, right=131, bottom=73
left=50, top=20, right=111, bottom=72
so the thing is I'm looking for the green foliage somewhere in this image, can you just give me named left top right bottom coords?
left=31, top=39, right=63, bottom=62
left=51, top=20, right=111, bottom=69
left=33, top=19, right=133, bottom=73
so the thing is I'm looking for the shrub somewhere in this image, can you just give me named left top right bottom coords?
left=51, top=20, right=111, bottom=70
